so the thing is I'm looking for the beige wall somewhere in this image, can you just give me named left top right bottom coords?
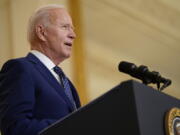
left=81, top=0, right=180, bottom=100
left=0, top=0, right=180, bottom=103
left=0, top=1, right=12, bottom=67
left=0, top=0, right=180, bottom=134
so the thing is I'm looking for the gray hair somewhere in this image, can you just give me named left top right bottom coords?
left=27, top=4, right=65, bottom=45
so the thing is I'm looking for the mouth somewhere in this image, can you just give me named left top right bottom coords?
left=64, top=42, right=72, bottom=47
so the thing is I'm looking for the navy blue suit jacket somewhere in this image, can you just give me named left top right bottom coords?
left=0, top=53, right=81, bottom=135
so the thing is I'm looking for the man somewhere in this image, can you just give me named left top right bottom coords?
left=0, top=4, right=81, bottom=135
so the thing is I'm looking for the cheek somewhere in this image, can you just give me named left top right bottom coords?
left=46, top=29, right=67, bottom=47
left=47, top=29, right=63, bottom=41
left=53, top=33, right=64, bottom=44
left=50, top=35, right=63, bottom=47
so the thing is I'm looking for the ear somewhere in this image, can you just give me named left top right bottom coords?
left=35, top=24, right=47, bottom=42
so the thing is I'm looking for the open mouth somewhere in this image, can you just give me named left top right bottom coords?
left=64, top=42, right=72, bottom=47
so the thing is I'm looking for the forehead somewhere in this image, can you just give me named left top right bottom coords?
left=48, top=8, right=72, bottom=25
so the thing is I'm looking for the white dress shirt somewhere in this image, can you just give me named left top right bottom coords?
left=30, top=50, right=61, bottom=83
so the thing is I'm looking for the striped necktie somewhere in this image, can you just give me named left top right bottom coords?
left=53, top=66, right=77, bottom=110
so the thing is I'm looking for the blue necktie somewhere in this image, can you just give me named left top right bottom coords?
left=53, top=66, right=77, bottom=110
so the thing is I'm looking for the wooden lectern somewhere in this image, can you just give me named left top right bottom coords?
left=39, top=80, right=180, bottom=135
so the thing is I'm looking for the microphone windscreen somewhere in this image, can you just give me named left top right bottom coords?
left=118, top=61, right=137, bottom=74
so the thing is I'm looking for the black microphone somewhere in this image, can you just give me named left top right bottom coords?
left=118, top=61, right=171, bottom=91
left=118, top=61, right=149, bottom=82
left=118, top=61, right=137, bottom=77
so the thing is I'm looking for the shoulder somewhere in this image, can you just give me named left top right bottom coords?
left=0, top=57, right=36, bottom=87
left=0, top=57, right=32, bottom=74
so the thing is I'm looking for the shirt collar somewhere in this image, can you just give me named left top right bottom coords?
left=30, top=50, right=56, bottom=70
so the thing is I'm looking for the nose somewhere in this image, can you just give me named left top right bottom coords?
left=68, top=29, right=76, bottom=40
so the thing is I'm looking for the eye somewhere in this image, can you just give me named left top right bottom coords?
left=61, top=24, right=69, bottom=30
left=60, top=24, right=74, bottom=31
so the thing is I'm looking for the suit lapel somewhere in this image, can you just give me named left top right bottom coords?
left=26, top=53, right=75, bottom=111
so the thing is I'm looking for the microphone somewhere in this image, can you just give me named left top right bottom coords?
left=118, top=61, right=172, bottom=91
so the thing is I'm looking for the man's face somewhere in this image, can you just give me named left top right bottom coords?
left=43, top=8, right=76, bottom=62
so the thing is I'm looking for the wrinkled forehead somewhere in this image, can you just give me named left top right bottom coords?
left=48, top=8, right=72, bottom=25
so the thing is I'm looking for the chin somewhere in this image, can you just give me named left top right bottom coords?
left=64, top=53, right=71, bottom=59
left=60, top=50, right=72, bottom=59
